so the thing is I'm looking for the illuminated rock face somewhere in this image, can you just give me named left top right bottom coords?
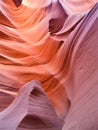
left=0, top=0, right=98, bottom=129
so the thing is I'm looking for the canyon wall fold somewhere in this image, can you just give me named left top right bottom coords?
left=0, top=0, right=98, bottom=129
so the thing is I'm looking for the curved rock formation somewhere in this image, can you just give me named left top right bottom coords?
left=0, top=0, right=98, bottom=129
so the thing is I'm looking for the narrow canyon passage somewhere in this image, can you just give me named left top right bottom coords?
left=0, top=0, right=98, bottom=130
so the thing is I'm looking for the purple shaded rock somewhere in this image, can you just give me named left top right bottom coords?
left=12, top=0, right=22, bottom=7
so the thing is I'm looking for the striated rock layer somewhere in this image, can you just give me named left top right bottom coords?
left=0, top=0, right=98, bottom=129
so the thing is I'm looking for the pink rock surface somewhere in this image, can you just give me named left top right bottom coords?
left=0, top=0, right=98, bottom=129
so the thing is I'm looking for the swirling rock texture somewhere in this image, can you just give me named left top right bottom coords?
left=0, top=0, right=98, bottom=129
